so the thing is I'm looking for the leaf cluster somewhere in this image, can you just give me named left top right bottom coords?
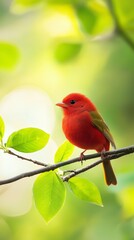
left=0, top=0, right=133, bottom=71
left=0, top=116, right=103, bottom=222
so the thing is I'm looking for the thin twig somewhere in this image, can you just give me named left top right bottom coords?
left=107, top=0, right=134, bottom=50
left=7, top=150, right=47, bottom=167
left=0, top=145, right=133, bottom=185
left=62, top=152, right=126, bottom=181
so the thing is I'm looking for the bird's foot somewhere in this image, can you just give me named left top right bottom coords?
left=100, top=148, right=107, bottom=160
left=80, top=150, right=86, bottom=164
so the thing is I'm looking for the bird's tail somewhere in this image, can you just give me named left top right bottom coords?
left=103, top=161, right=117, bottom=185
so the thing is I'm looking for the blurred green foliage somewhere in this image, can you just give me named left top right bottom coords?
left=0, top=0, right=134, bottom=239
left=0, top=42, right=20, bottom=70
left=54, top=42, right=82, bottom=63
left=75, top=4, right=97, bottom=34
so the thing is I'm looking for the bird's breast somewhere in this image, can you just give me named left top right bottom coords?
left=62, top=111, right=109, bottom=151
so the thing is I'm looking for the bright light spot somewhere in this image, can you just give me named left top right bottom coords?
left=0, top=87, right=57, bottom=216
left=0, top=86, right=55, bottom=136
left=44, top=13, right=74, bottom=36
left=39, top=5, right=80, bottom=38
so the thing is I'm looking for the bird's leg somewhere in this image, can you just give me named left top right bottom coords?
left=100, top=148, right=106, bottom=160
left=101, top=151, right=104, bottom=160
left=80, top=150, right=86, bottom=164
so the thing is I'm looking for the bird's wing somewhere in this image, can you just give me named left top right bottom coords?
left=90, top=110, right=116, bottom=149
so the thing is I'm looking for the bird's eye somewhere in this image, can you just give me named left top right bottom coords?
left=70, top=100, right=76, bottom=104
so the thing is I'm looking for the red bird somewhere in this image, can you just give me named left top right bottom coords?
left=56, top=93, right=117, bottom=185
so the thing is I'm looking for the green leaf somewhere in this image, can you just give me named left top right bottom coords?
left=54, top=42, right=82, bottom=63
left=6, top=127, right=49, bottom=153
left=33, top=171, right=66, bottom=222
left=69, top=177, right=103, bottom=207
left=54, top=141, right=74, bottom=163
left=88, top=1, right=114, bottom=35
left=0, top=116, right=5, bottom=141
left=75, top=5, right=97, bottom=34
left=111, top=0, right=134, bottom=43
left=0, top=42, right=20, bottom=70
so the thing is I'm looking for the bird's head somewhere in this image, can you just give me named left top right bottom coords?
left=56, top=93, right=96, bottom=115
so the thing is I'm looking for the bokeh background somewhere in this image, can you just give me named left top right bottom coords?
left=0, top=0, right=134, bottom=239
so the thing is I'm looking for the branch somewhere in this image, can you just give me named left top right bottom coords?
left=7, top=150, right=47, bottom=167
left=62, top=152, right=125, bottom=181
left=107, top=0, right=134, bottom=50
left=0, top=145, right=134, bottom=185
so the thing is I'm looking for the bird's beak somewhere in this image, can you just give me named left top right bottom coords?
left=56, top=102, right=68, bottom=109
